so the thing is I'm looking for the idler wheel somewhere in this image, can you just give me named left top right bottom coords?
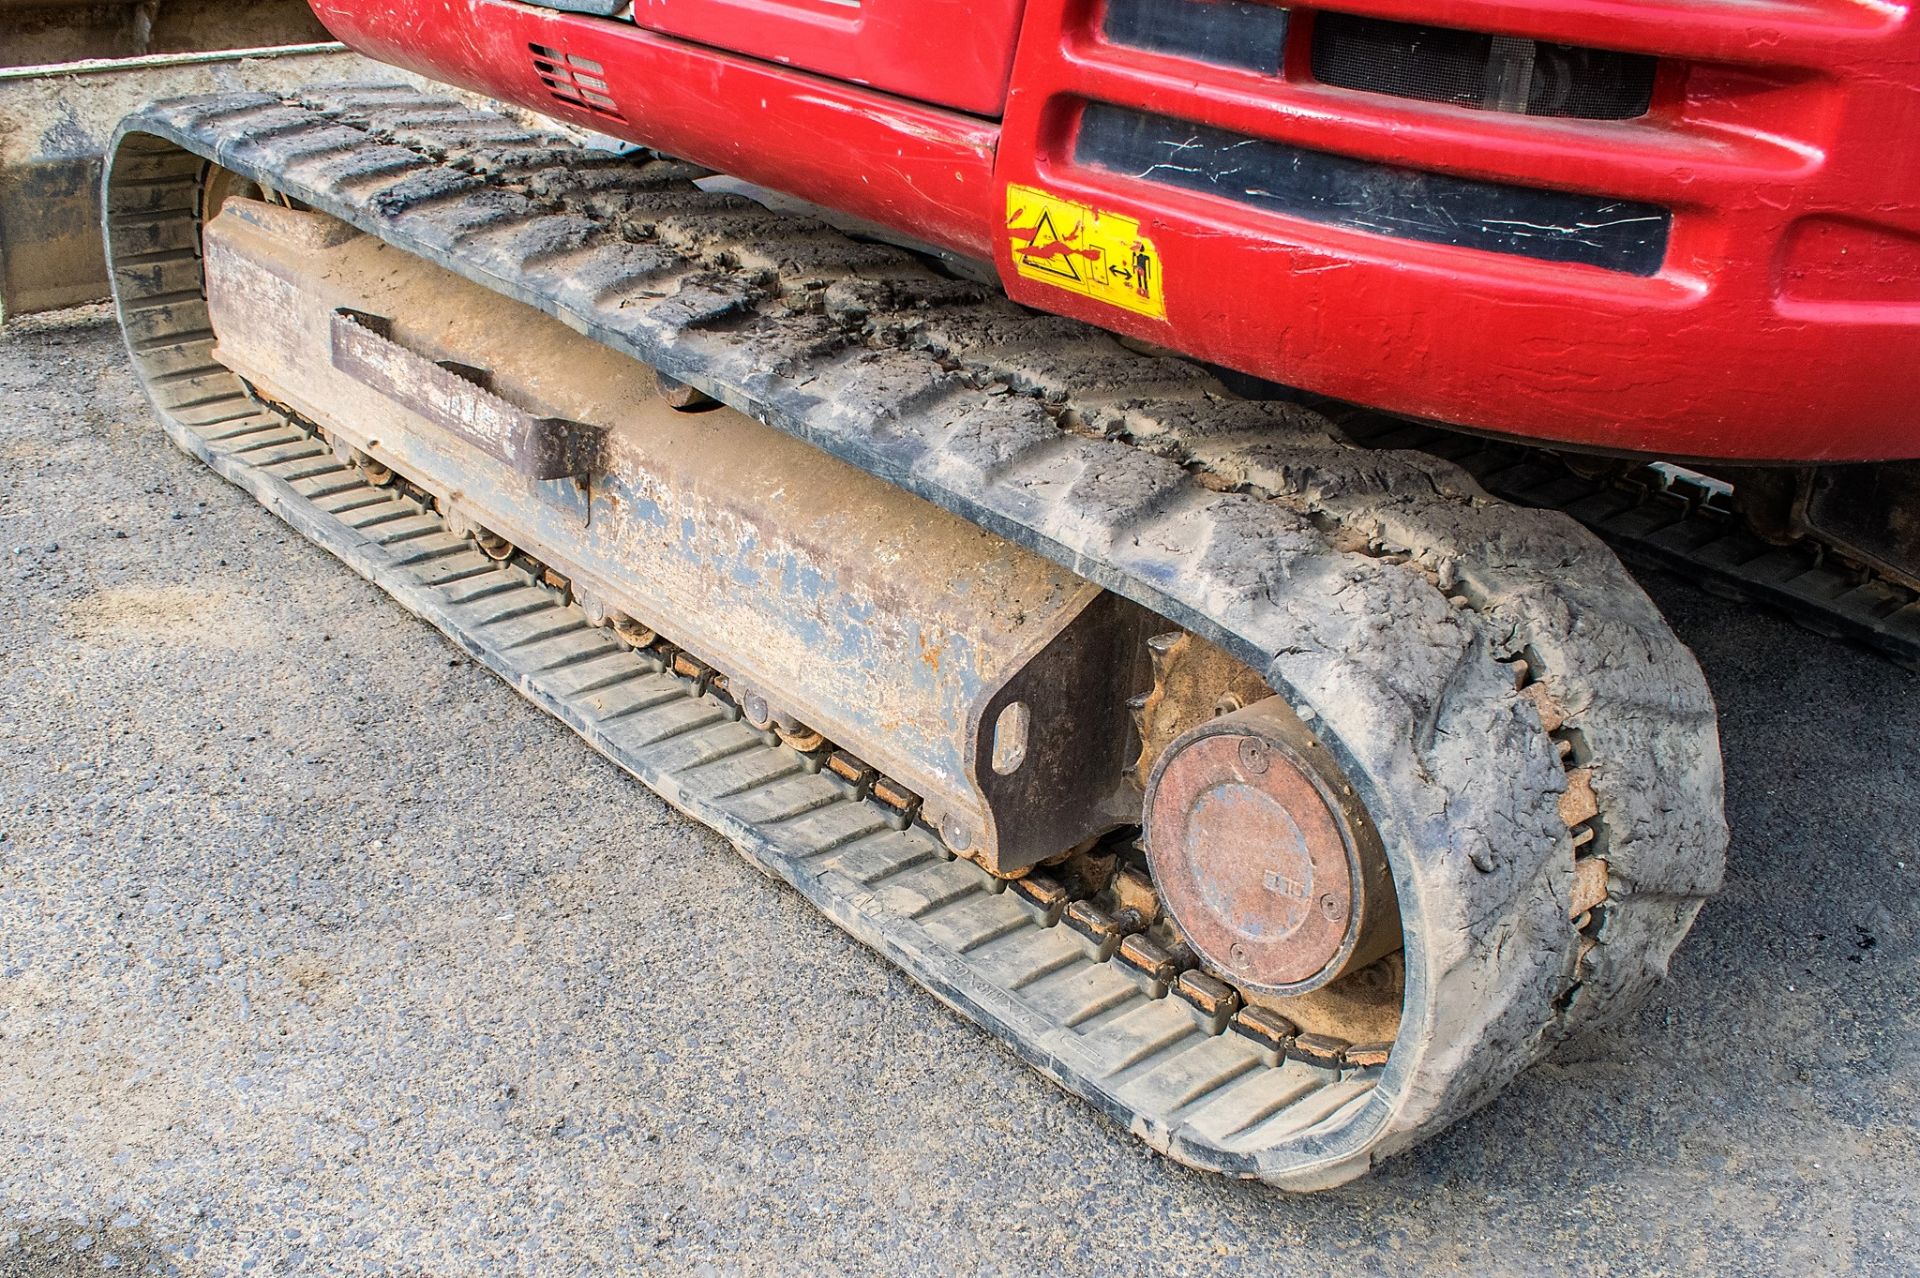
left=1144, top=700, right=1398, bottom=995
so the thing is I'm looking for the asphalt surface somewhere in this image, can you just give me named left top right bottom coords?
left=0, top=309, right=1914, bottom=1277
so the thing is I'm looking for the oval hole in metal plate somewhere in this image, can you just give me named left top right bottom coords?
left=991, top=700, right=1031, bottom=776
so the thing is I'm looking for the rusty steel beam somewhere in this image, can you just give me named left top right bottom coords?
left=197, top=198, right=1156, bottom=874
left=330, top=308, right=608, bottom=481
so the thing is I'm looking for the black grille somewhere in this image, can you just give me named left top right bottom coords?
left=1101, top=0, right=1290, bottom=74
left=529, top=43, right=625, bottom=122
left=1075, top=104, right=1669, bottom=275
left=1310, top=13, right=1657, bottom=120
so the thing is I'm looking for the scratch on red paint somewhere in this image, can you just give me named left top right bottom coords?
left=1008, top=214, right=1101, bottom=263
left=1009, top=213, right=1082, bottom=242
left=1019, top=240, right=1103, bottom=264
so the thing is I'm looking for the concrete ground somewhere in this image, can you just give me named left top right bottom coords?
left=0, top=309, right=1913, bottom=1278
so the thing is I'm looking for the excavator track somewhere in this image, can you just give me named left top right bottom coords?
left=103, top=87, right=1726, bottom=1188
left=1331, top=416, right=1920, bottom=673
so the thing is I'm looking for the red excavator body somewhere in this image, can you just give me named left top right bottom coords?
left=308, top=0, right=1920, bottom=463
left=35, top=0, right=1909, bottom=1190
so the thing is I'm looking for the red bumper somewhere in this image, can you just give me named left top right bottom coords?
left=310, top=0, right=1920, bottom=462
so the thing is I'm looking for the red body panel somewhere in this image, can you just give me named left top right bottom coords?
left=625, top=0, right=1027, bottom=117
left=308, top=0, right=1920, bottom=462
left=311, top=0, right=1002, bottom=257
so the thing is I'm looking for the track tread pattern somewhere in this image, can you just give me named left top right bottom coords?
left=104, top=91, right=1728, bottom=1187
left=1336, top=417, right=1920, bottom=673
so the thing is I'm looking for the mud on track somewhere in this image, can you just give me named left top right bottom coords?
left=0, top=310, right=1914, bottom=1275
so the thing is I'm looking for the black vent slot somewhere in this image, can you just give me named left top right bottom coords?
left=1310, top=13, right=1656, bottom=120
left=1076, top=104, right=1669, bottom=275
left=530, top=44, right=625, bottom=122
left=1102, top=0, right=1290, bottom=73
left=521, top=0, right=626, bottom=14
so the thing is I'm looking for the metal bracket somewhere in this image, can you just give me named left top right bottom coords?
left=330, top=307, right=605, bottom=481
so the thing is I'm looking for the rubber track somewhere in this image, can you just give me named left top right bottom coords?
left=105, top=88, right=1727, bottom=1187
left=1330, top=416, right=1920, bottom=673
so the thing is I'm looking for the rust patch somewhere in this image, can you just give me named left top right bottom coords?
left=1341, top=1042, right=1392, bottom=1070
left=1116, top=932, right=1179, bottom=987
left=1110, top=866, right=1160, bottom=924
left=1174, top=969, right=1243, bottom=1034
left=1146, top=701, right=1393, bottom=993
left=871, top=776, right=921, bottom=817
left=1569, top=856, right=1611, bottom=920
left=1521, top=681, right=1569, bottom=733
left=1128, top=629, right=1270, bottom=791
left=1288, top=1032, right=1350, bottom=1070
left=1230, top=1005, right=1299, bottom=1055
left=1557, top=767, right=1599, bottom=827
left=1010, top=873, right=1068, bottom=925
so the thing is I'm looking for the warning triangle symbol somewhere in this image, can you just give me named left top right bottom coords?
left=1018, top=209, right=1082, bottom=283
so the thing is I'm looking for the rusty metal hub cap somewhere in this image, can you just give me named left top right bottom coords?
left=1145, top=701, right=1392, bottom=995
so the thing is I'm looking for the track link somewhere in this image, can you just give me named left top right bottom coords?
left=104, top=88, right=1727, bottom=1187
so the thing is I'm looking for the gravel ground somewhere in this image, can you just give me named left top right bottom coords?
left=0, top=310, right=1914, bottom=1277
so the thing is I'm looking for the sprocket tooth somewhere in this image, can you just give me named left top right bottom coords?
left=1125, top=689, right=1154, bottom=775
left=1146, top=629, right=1184, bottom=678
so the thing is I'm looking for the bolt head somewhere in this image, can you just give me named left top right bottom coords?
left=1237, top=737, right=1269, bottom=775
left=1318, top=892, right=1347, bottom=922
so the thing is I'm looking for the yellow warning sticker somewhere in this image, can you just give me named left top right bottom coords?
left=1005, top=184, right=1166, bottom=320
